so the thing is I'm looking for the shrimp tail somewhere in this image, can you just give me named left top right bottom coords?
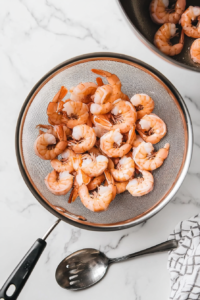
left=52, top=86, right=68, bottom=103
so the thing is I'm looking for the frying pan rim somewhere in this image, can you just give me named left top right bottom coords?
left=15, top=52, right=193, bottom=231
left=116, top=0, right=200, bottom=73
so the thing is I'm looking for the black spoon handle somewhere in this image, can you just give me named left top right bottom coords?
left=0, top=239, right=46, bottom=300
left=109, top=239, right=178, bottom=264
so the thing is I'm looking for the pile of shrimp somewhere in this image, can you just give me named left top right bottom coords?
left=34, top=69, right=170, bottom=213
left=150, top=0, right=200, bottom=63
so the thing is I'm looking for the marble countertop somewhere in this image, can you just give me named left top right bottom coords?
left=0, top=0, right=200, bottom=299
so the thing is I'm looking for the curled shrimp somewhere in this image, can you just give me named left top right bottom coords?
left=78, top=170, right=116, bottom=212
left=81, top=154, right=108, bottom=177
left=93, top=100, right=137, bottom=134
left=47, top=86, right=68, bottom=125
left=110, top=156, right=135, bottom=182
left=126, top=169, right=154, bottom=197
left=190, top=39, right=200, bottom=64
left=70, top=82, right=97, bottom=103
left=133, top=141, right=170, bottom=171
left=92, top=85, right=113, bottom=104
left=115, top=181, right=129, bottom=194
left=154, top=23, right=184, bottom=56
left=87, top=174, right=105, bottom=191
left=34, top=125, right=67, bottom=160
left=100, top=128, right=133, bottom=158
left=62, top=101, right=89, bottom=128
left=51, top=149, right=76, bottom=173
left=130, top=94, right=155, bottom=120
left=45, top=170, right=74, bottom=195
left=90, top=102, right=113, bottom=115
left=181, top=6, right=200, bottom=38
left=150, top=0, right=186, bottom=24
left=68, top=124, right=96, bottom=153
left=91, top=69, right=129, bottom=103
left=136, top=114, right=167, bottom=144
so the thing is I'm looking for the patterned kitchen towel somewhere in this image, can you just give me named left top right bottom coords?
left=168, top=215, right=200, bottom=300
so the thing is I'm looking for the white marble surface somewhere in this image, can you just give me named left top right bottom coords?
left=0, top=0, right=200, bottom=299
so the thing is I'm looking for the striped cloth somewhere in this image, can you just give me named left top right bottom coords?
left=168, top=215, right=200, bottom=300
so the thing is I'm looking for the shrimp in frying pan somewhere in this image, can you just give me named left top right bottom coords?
left=150, top=0, right=186, bottom=24
left=190, top=38, right=200, bottom=64
left=154, top=23, right=184, bottom=56
left=181, top=6, right=200, bottom=38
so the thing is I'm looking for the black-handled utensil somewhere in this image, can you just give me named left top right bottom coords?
left=0, top=219, right=60, bottom=300
left=56, top=239, right=178, bottom=291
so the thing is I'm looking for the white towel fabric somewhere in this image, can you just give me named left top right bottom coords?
left=168, top=215, right=200, bottom=300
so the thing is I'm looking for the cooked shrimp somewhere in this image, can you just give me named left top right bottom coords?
left=45, top=170, right=73, bottom=195
left=126, top=170, right=154, bottom=196
left=88, top=146, right=101, bottom=156
left=96, top=77, right=104, bottom=87
left=70, top=82, right=97, bottom=103
left=62, top=101, right=89, bottom=128
left=68, top=168, right=91, bottom=203
left=116, top=181, right=129, bottom=194
left=150, top=0, right=186, bottom=24
left=81, top=154, right=108, bottom=177
left=47, top=86, right=68, bottom=125
left=136, top=114, right=167, bottom=144
left=87, top=174, right=105, bottom=191
left=181, top=6, right=200, bottom=38
left=51, top=149, right=75, bottom=173
left=154, top=23, right=184, bottom=56
left=93, top=100, right=137, bottom=134
left=110, top=156, right=135, bottom=182
left=68, top=125, right=96, bottom=153
left=133, top=141, right=170, bottom=171
left=34, top=125, right=67, bottom=160
left=100, top=129, right=132, bottom=158
left=104, top=169, right=117, bottom=201
left=91, top=69, right=129, bottom=103
left=133, top=135, right=144, bottom=148
left=92, top=114, right=109, bottom=138
left=130, top=94, right=154, bottom=120
left=92, top=85, right=113, bottom=104
left=190, top=38, right=200, bottom=64
left=90, top=102, right=113, bottom=115
left=78, top=170, right=115, bottom=212
left=86, top=103, right=93, bottom=128
left=36, top=124, right=71, bottom=139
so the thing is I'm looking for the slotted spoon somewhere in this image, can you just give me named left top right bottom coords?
left=55, top=239, right=178, bottom=291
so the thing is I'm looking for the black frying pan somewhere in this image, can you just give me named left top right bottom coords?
left=117, top=0, right=200, bottom=72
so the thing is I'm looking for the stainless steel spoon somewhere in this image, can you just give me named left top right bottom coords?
left=56, top=239, right=178, bottom=291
